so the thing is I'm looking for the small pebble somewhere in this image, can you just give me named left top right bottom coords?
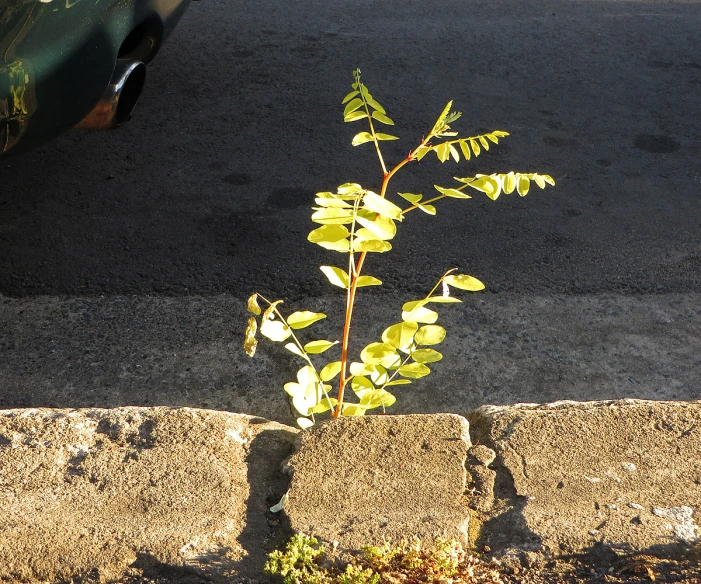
left=605, top=504, right=619, bottom=511
left=621, top=462, right=637, bottom=472
left=628, top=503, right=644, bottom=510
left=588, top=529, right=599, bottom=536
left=584, top=475, right=601, bottom=483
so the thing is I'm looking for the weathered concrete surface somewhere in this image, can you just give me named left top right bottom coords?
left=284, top=414, right=472, bottom=554
left=0, top=407, right=297, bottom=583
left=468, top=400, right=701, bottom=563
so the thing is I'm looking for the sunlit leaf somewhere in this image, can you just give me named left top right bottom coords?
left=310, top=397, right=338, bottom=414
left=353, top=239, right=392, bottom=253
left=468, top=175, right=501, bottom=200
left=414, top=146, right=430, bottom=161
left=375, top=133, right=399, bottom=141
left=459, top=140, right=471, bottom=161
left=304, top=340, right=338, bottom=354
left=401, top=304, right=438, bottom=324
left=360, top=388, right=396, bottom=409
left=434, top=185, right=471, bottom=199
left=542, top=174, right=555, bottom=186
left=314, top=196, right=353, bottom=208
left=260, top=319, right=292, bottom=342
left=366, top=96, right=386, bottom=113
left=292, top=395, right=312, bottom=416
left=479, top=136, right=489, bottom=149
left=270, top=492, right=288, bottom=512
left=372, top=111, right=394, bottom=125
left=360, top=342, right=397, bottom=365
left=342, top=90, right=360, bottom=104
left=343, top=98, right=364, bottom=117
left=311, top=208, right=355, bottom=224
left=362, top=192, right=403, bottom=220
left=449, top=144, right=460, bottom=162
left=244, top=317, right=258, bottom=357
left=385, top=379, right=412, bottom=387
left=435, top=143, right=450, bottom=163
left=317, top=239, right=351, bottom=252
left=355, top=214, right=397, bottom=240
left=382, top=321, right=419, bottom=350
left=350, top=362, right=375, bottom=376
left=534, top=174, right=546, bottom=189
left=470, top=139, right=481, bottom=156
left=247, top=293, right=261, bottom=315
left=417, top=203, right=436, bottom=215
left=296, top=417, right=314, bottom=429
left=337, top=183, right=364, bottom=195
left=287, top=311, right=327, bottom=329
left=411, top=348, right=443, bottom=364
left=342, top=405, right=366, bottom=417
left=517, top=175, right=530, bottom=196
left=356, top=275, right=383, bottom=287
left=398, top=362, right=431, bottom=379
left=320, top=266, right=350, bottom=288
left=444, top=274, right=485, bottom=291
left=344, top=110, right=368, bottom=122
left=430, top=101, right=453, bottom=135
left=284, top=343, right=305, bottom=357
left=503, top=172, right=516, bottom=195
left=352, top=132, right=374, bottom=146
left=414, top=324, right=446, bottom=345
left=320, top=361, right=342, bottom=381
left=426, top=296, right=462, bottom=303
left=487, top=133, right=500, bottom=144
left=398, top=192, right=422, bottom=204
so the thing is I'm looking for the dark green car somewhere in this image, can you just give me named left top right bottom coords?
left=0, top=0, right=193, bottom=156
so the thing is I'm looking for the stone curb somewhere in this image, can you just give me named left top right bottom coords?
left=0, top=400, right=699, bottom=582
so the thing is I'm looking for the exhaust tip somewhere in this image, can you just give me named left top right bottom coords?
left=75, top=60, right=146, bottom=130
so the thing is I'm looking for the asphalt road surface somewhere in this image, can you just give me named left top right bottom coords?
left=1, top=0, right=700, bottom=425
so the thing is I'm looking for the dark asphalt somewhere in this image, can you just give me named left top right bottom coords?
left=1, top=0, right=700, bottom=299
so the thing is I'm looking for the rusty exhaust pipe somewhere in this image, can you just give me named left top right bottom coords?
left=75, top=60, right=146, bottom=130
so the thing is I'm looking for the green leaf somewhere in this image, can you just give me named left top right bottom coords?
left=308, top=224, right=350, bottom=245
left=479, top=135, right=489, bottom=150
left=314, top=195, right=353, bottom=208
left=517, top=175, right=531, bottom=196
left=430, top=101, right=453, bottom=135
left=350, top=362, right=375, bottom=376
left=343, top=98, right=364, bottom=117
left=269, top=492, right=289, bottom=512
left=382, top=321, right=419, bottom=350
left=356, top=275, right=383, bottom=287
left=435, top=143, right=450, bottom=163
left=398, top=362, right=431, bottom=379
left=417, top=203, right=436, bottom=215
left=398, top=192, right=423, bottom=204
left=459, top=140, right=471, bottom=161
left=449, top=144, right=460, bottom=162
left=362, top=192, right=403, bottom=220
left=311, top=208, right=355, bottom=224
left=426, top=296, right=462, bottom=303
left=503, top=172, right=516, bottom=194
left=534, top=174, right=546, bottom=189
left=411, top=348, right=443, bottom=364
left=414, top=146, right=431, bottom=161
left=444, top=274, right=485, bottom=291
left=487, top=133, right=500, bottom=144
left=470, top=139, right=481, bottom=156
left=415, top=325, right=447, bottom=345
left=320, top=361, right=342, bottom=381
left=287, top=311, right=327, bottom=329
left=260, top=319, right=292, bottom=342
left=320, top=266, right=349, bottom=289
left=342, top=90, right=360, bottom=104
left=366, top=96, right=386, bottom=114
left=385, top=379, right=412, bottom=387
left=371, top=111, right=394, bottom=125
left=493, top=130, right=510, bottom=137
left=360, top=388, right=396, bottom=409
left=352, top=132, right=374, bottom=146
left=355, top=213, right=397, bottom=240
left=317, top=239, right=351, bottom=252
left=304, top=340, right=338, bottom=354
left=360, top=342, right=397, bottom=365
left=353, top=239, right=392, bottom=253
left=247, top=293, right=261, bottom=315
left=401, top=304, right=439, bottom=324
left=468, top=175, right=501, bottom=200
left=296, top=417, right=314, bottom=429
left=434, top=185, right=471, bottom=199
left=337, top=183, right=364, bottom=195
left=344, top=110, right=368, bottom=123
left=542, top=174, right=555, bottom=186
left=284, top=343, right=305, bottom=357
left=310, top=397, right=338, bottom=414
left=375, top=133, right=399, bottom=141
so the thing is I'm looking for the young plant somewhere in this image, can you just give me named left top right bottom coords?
left=245, top=69, right=554, bottom=428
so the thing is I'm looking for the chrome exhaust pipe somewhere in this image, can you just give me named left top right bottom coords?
left=75, top=60, right=146, bottom=130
